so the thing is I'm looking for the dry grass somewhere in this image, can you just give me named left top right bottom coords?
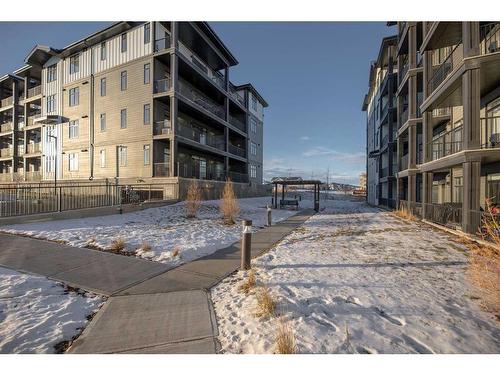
left=220, top=178, right=239, bottom=225
left=255, top=286, right=276, bottom=318
left=141, top=241, right=151, bottom=252
left=185, top=180, right=202, bottom=219
left=238, top=270, right=256, bottom=294
left=274, top=317, right=296, bottom=354
left=172, top=247, right=180, bottom=258
left=109, top=237, right=125, bottom=252
left=394, top=204, right=415, bottom=221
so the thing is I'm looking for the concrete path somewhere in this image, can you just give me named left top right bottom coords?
left=0, top=209, right=315, bottom=354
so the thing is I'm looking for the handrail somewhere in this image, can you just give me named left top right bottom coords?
left=480, top=22, right=500, bottom=55
left=154, top=78, right=170, bottom=94
left=428, top=42, right=463, bottom=94
left=428, top=125, right=463, bottom=160
left=154, top=36, right=171, bottom=52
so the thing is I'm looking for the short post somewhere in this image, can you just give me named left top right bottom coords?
left=267, top=205, right=272, bottom=226
left=241, top=219, right=252, bottom=270
left=58, top=186, right=62, bottom=212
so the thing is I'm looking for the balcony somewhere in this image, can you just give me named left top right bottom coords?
left=480, top=23, right=500, bottom=55
left=0, top=173, right=12, bottom=182
left=25, top=171, right=42, bottom=181
left=399, top=22, right=407, bottom=37
left=381, top=133, right=389, bottom=147
left=228, top=171, right=248, bottom=183
left=178, top=159, right=225, bottom=181
left=1, top=97, right=13, bottom=108
left=380, top=167, right=389, bottom=178
left=154, top=78, right=170, bottom=94
left=481, top=116, right=500, bottom=149
left=0, top=148, right=13, bottom=158
left=0, top=122, right=13, bottom=133
left=228, top=143, right=246, bottom=158
left=228, top=114, right=246, bottom=132
left=416, top=92, right=423, bottom=118
left=400, top=154, right=408, bottom=170
left=178, top=79, right=225, bottom=119
left=428, top=43, right=463, bottom=94
left=154, top=162, right=170, bottom=177
left=399, top=106, right=408, bottom=127
left=177, top=117, right=225, bottom=150
left=154, top=36, right=171, bottom=53
left=26, top=142, right=41, bottom=154
left=27, top=85, right=42, bottom=98
left=229, top=83, right=245, bottom=107
left=153, top=120, right=172, bottom=136
left=428, top=125, right=463, bottom=161
left=432, top=107, right=451, bottom=117
left=399, top=55, right=409, bottom=83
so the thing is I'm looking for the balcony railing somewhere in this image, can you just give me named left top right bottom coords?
left=0, top=122, right=13, bottom=133
left=423, top=203, right=462, bottom=227
left=480, top=22, right=500, bottom=55
left=0, top=148, right=13, bottom=157
left=177, top=118, right=225, bottom=150
left=26, top=143, right=41, bottom=154
left=432, top=107, right=451, bottom=117
left=428, top=43, right=463, bottom=94
left=380, top=167, right=388, bottom=178
left=400, top=154, right=408, bottom=170
left=178, top=79, right=225, bottom=119
left=480, top=116, right=500, bottom=149
left=27, top=85, right=42, bottom=98
left=428, top=125, right=463, bottom=161
left=27, top=114, right=42, bottom=126
left=25, top=171, right=42, bottom=181
left=228, top=171, right=249, bottom=183
left=399, top=200, right=423, bottom=218
left=154, top=36, right=171, bottom=53
left=381, top=133, right=389, bottom=146
left=154, top=162, right=170, bottom=177
left=399, top=55, right=409, bottom=82
left=177, top=160, right=226, bottom=181
left=228, top=114, right=246, bottom=132
left=399, top=22, right=407, bottom=37
left=153, top=120, right=172, bottom=136
left=399, top=106, right=408, bottom=127
left=380, top=100, right=389, bottom=120
left=0, top=173, right=12, bottom=182
left=1, top=97, right=13, bottom=108
left=154, top=78, right=170, bottom=94
left=416, top=92, right=423, bottom=118
left=228, top=143, right=246, bottom=158
left=229, top=83, right=245, bottom=106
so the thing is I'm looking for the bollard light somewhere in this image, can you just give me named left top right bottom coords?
left=241, top=219, right=252, bottom=270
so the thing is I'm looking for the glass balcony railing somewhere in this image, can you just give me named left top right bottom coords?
left=0, top=148, right=13, bottom=157
left=178, top=79, right=225, bottom=119
left=228, top=143, right=246, bottom=158
left=432, top=107, right=451, bottom=117
left=228, top=171, right=248, bottom=183
left=27, top=85, right=42, bottom=98
left=228, top=114, right=246, bottom=132
left=0, top=97, right=13, bottom=108
left=428, top=125, right=463, bottom=161
left=0, top=122, right=13, bottom=133
left=229, top=83, right=245, bottom=106
left=154, top=78, right=170, bottom=94
left=177, top=117, right=225, bottom=150
left=153, top=120, right=172, bottom=136
left=26, top=143, right=41, bottom=154
left=400, top=154, right=409, bottom=170
left=154, top=36, right=171, bottom=53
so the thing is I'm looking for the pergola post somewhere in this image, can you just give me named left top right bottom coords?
left=273, top=183, right=278, bottom=209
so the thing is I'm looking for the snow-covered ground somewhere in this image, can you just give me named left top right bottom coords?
left=212, top=200, right=500, bottom=354
left=0, top=267, right=103, bottom=353
left=1, top=197, right=297, bottom=267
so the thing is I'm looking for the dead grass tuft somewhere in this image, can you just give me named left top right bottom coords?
left=274, top=317, right=296, bottom=354
left=255, top=286, right=276, bottom=318
left=185, top=180, right=202, bottom=219
left=172, top=247, right=180, bottom=258
left=394, top=204, right=415, bottom=221
left=238, top=270, right=256, bottom=294
left=109, top=237, right=125, bottom=252
left=141, top=241, right=151, bottom=252
left=220, top=178, right=240, bottom=225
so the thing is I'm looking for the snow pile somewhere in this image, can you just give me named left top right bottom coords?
left=212, top=200, right=500, bottom=354
left=0, top=267, right=103, bottom=353
left=1, top=197, right=297, bottom=266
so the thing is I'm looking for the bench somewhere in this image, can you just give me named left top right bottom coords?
left=280, top=199, right=299, bottom=210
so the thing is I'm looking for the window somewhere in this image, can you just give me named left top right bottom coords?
left=250, top=165, right=257, bottom=178
left=69, top=54, right=79, bottom=74
left=69, top=87, right=79, bottom=107
left=118, top=146, right=127, bottom=167
left=144, top=23, right=150, bottom=44
left=46, top=95, right=56, bottom=113
left=121, top=33, right=127, bottom=53
left=143, top=145, right=150, bottom=165
left=120, top=109, right=127, bottom=129
left=120, top=71, right=127, bottom=91
left=69, top=120, right=79, bottom=139
left=143, top=104, right=150, bottom=125
left=99, top=149, right=106, bottom=168
left=251, top=142, right=257, bottom=156
left=100, top=113, right=106, bottom=132
left=47, top=64, right=57, bottom=83
left=250, top=118, right=257, bottom=133
left=251, top=95, right=257, bottom=111
left=68, top=153, right=79, bottom=171
left=100, top=42, right=107, bottom=61
left=100, top=77, right=106, bottom=96
left=144, top=63, right=150, bottom=84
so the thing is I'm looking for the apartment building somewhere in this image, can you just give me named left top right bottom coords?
left=0, top=22, right=267, bottom=187
left=384, top=21, right=500, bottom=234
left=362, top=36, right=398, bottom=208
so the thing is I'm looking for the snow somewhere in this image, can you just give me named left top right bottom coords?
left=211, top=199, right=500, bottom=354
left=1, top=197, right=297, bottom=267
left=0, top=267, right=104, bottom=353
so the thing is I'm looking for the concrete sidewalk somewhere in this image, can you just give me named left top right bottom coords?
left=0, top=208, right=315, bottom=354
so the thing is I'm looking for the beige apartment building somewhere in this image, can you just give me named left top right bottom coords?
left=0, top=22, right=267, bottom=188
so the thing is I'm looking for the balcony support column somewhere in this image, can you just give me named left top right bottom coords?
left=421, top=171, right=433, bottom=217
left=12, top=80, right=19, bottom=173
left=408, top=123, right=417, bottom=168
left=462, top=68, right=481, bottom=150
left=169, top=24, right=179, bottom=178
left=422, top=111, right=432, bottom=163
left=408, top=24, right=417, bottom=69
left=396, top=177, right=401, bottom=209
left=408, top=75, right=417, bottom=119
left=462, top=22, right=480, bottom=58
left=462, top=160, right=481, bottom=233
left=408, top=172, right=417, bottom=203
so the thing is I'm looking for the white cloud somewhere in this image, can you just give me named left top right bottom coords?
left=302, top=146, right=365, bottom=164
left=300, top=136, right=310, bottom=141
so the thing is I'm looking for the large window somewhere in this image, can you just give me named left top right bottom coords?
left=47, top=64, right=57, bottom=83
left=121, top=33, right=127, bottom=53
left=68, top=153, right=79, bottom=171
left=69, top=87, right=79, bottom=107
left=143, top=145, right=150, bottom=165
left=143, top=104, right=150, bottom=125
left=100, top=77, right=106, bottom=96
left=120, top=71, right=127, bottom=91
left=120, top=109, right=127, bottom=129
left=487, top=173, right=500, bottom=205
left=250, top=165, right=257, bottom=178
left=251, top=95, right=257, bottom=111
left=69, top=120, right=79, bottom=139
left=251, top=142, right=257, bottom=156
left=46, top=95, right=56, bottom=113
left=100, top=42, right=107, bottom=61
left=144, top=63, right=150, bottom=84
left=144, top=23, right=150, bottom=44
left=69, top=54, right=79, bottom=74
left=99, top=149, right=106, bottom=168
left=250, top=118, right=257, bottom=133
left=118, top=146, right=127, bottom=167
left=453, top=176, right=463, bottom=203
left=100, top=113, right=106, bottom=132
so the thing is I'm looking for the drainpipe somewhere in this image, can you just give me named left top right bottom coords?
left=88, top=43, right=95, bottom=180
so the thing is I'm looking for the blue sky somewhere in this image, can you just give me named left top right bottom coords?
left=0, top=22, right=395, bottom=185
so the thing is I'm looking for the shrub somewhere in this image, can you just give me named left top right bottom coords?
left=220, top=178, right=240, bottom=225
left=255, top=286, right=276, bottom=318
left=141, top=241, right=151, bottom=252
left=275, top=317, right=296, bottom=354
left=238, top=270, right=256, bottom=294
left=394, top=203, right=414, bottom=221
left=109, top=238, right=125, bottom=252
left=185, top=180, right=202, bottom=219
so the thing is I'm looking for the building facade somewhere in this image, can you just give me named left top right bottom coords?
left=0, top=22, right=267, bottom=186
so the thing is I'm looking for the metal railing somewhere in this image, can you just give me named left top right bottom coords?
left=0, top=122, right=13, bottom=133
left=153, top=120, right=172, bottom=136
left=228, top=171, right=249, bottom=183
left=428, top=43, right=463, bottom=94
left=380, top=100, right=389, bottom=121
left=416, top=92, right=423, bottom=118
left=25, top=171, right=42, bottom=181
left=154, top=162, right=170, bottom=177
left=381, top=133, right=389, bottom=146
left=177, top=117, right=225, bottom=150
left=27, top=85, right=42, bottom=98
left=400, top=106, right=408, bottom=127
left=380, top=167, right=388, bottom=178
left=178, top=79, right=225, bottom=119
left=154, top=78, right=170, bottom=94
left=428, top=125, right=463, bottom=160
left=154, top=36, right=171, bottom=52
left=432, top=107, right=451, bottom=117
left=423, top=202, right=462, bottom=227
left=228, top=114, right=246, bottom=132
left=229, top=83, right=245, bottom=106
left=399, top=22, right=407, bottom=37
left=26, top=143, right=41, bottom=154
left=228, top=143, right=246, bottom=158
left=480, top=22, right=500, bottom=55
left=480, top=116, right=500, bottom=148
left=1, top=97, right=13, bottom=108
left=400, top=154, right=408, bottom=170
left=399, top=200, right=423, bottom=218
left=399, top=55, right=409, bottom=82
left=177, top=160, right=226, bottom=181
left=0, top=148, right=13, bottom=157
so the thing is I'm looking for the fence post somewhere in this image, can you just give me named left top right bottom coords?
left=58, top=186, right=62, bottom=212
left=241, top=219, right=252, bottom=270
left=267, top=205, right=272, bottom=226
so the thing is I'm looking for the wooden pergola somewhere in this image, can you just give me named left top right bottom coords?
left=272, top=179, right=322, bottom=212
